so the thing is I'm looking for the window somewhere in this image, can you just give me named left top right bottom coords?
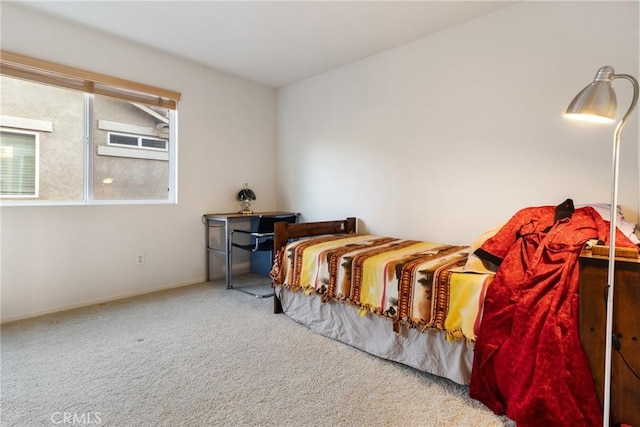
left=0, top=129, right=38, bottom=198
left=0, top=51, right=181, bottom=205
left=108, top=133, right=168, bottom=151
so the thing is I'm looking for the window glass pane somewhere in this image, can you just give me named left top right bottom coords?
left=0, top=131, right=36, bottom=196
left=109, top=134, right=138, bottom=147
left=0, top=76, right=84, bottom=202
left=141, top=138, right=167, bottom=150
left=92, top=94, right=172, bottom=201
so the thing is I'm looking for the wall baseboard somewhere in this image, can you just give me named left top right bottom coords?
left=1, top=278, right=208, bottom=324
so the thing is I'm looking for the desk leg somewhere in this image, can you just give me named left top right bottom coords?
left=205, top=217, right=228, bottom=284
left=225, top=220, right=232, bottom=289
left=205, top=220, right=211, bottom=282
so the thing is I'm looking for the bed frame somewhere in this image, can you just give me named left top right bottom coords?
left=272, top=217, right=357, bottom=314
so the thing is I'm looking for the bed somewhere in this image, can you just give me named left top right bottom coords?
left=269, top=206, right=640, bottom=426
left=270, top=217, right=494, bottom=385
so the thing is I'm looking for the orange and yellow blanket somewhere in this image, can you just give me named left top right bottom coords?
left=271, top=234, right=493, bottom=341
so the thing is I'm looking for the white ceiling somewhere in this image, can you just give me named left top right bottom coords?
left=15, top=1, right=517, bottom=88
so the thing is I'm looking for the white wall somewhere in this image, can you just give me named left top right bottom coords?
left=2, top=1, right=638, bottom=322
left=0, top=4, right=278, bottom=322
left=277, top=1, right=640, bottom=245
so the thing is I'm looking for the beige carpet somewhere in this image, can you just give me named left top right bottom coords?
left=1, top=275, right=514, bottom=427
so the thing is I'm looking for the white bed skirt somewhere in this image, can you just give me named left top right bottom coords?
left=276, top=286, right=474, bottom=385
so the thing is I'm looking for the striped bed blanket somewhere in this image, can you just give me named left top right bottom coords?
left=271, top=234, right=494, bottom=341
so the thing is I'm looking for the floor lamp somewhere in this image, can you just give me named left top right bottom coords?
left=565, top=66, right=638, bottom=426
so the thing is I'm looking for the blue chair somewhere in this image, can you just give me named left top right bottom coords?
left=229, top=214, right=298, bottom=298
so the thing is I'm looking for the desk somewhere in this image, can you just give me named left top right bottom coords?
left=203, top=212, right=297, bottom=288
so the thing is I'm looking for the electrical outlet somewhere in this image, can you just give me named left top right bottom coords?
left=136, top=253, right=145, bottom=265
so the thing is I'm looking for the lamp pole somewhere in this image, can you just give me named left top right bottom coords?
left=602, top=72, right=637, bottom=427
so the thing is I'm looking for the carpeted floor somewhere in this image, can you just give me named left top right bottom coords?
left=1, top=275, right=514, bottom=427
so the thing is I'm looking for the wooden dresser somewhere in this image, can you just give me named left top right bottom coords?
left=578, top=249, right=640, bottom=426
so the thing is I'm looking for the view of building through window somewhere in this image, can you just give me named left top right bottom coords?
left=92, top=94, right=172, bottom=201
left=0, top=76, right=175, bottom=204
left=1, top=77, right=85, bottom=202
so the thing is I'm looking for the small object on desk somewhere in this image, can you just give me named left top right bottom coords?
left=237, top=183, right=256, bottom=214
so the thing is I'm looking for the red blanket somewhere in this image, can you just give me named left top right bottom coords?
left=469, top=200, right=638, bottom=426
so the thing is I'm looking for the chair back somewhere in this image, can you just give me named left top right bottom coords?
left=256, top=214, right=297, bottom=234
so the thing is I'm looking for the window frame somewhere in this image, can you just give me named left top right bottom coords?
left=0, top=51, right=181, bottom=206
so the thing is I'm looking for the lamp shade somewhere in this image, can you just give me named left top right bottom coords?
left=565, top=66, right=617, bottom=123
left=237, top=183, right=256, bottom=201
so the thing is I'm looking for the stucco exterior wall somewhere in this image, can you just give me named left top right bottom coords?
left=1, top=76, right=84, bottom=201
